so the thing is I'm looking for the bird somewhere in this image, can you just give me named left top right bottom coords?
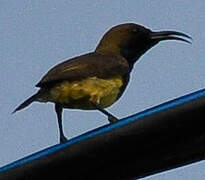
left=13, top=23, right=192, bottom=143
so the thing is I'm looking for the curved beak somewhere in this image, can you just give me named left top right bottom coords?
left=150, top=31, right=192, bottom=44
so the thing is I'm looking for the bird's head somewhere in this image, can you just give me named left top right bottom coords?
left=95, top=23, right=192, bottom=66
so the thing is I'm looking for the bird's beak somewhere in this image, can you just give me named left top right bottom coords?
left=150, top=31, right=192, bottom=44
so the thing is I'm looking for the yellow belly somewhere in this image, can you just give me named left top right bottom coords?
left=41, top=76, right=123, bottom=109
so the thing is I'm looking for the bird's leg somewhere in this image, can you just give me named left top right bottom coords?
left=55, top=103, right=68, bottom=143
left=91, top=102, right=119, bottom=123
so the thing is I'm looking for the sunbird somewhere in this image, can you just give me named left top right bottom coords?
left=13, top=23, right=192, bottom=143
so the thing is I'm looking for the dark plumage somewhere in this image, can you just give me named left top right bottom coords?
left=36, top=53, right=129, bottom=87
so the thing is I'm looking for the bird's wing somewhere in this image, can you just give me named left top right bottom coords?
left=36, top=53, right=129, bottom=87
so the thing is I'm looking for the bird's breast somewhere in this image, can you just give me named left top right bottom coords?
left=40, top=76, right=123, bottom=109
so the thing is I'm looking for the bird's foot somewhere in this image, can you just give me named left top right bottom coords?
left=108, top=115, right=119, bottom=123
left=60, top=135, right=68, bottom=143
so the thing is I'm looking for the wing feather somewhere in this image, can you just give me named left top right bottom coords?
left=36, top=53, right=129, bottom=87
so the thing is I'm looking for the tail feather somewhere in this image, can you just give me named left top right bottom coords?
left=12, top=93, right=40, bottom=114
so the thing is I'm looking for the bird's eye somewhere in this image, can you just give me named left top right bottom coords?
left=132, top=29, right=139, bottom=33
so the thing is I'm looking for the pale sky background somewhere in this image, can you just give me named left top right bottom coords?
left=0, top=0, right=205, bottom=179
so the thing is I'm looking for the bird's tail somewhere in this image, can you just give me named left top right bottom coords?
left=12, top=92, right=41, bottom=114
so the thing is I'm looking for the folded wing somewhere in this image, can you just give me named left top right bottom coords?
left=36, top=53, right=129, bottom=88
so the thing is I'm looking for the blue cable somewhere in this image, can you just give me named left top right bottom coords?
left=1, top=88, right=205, bottom=173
